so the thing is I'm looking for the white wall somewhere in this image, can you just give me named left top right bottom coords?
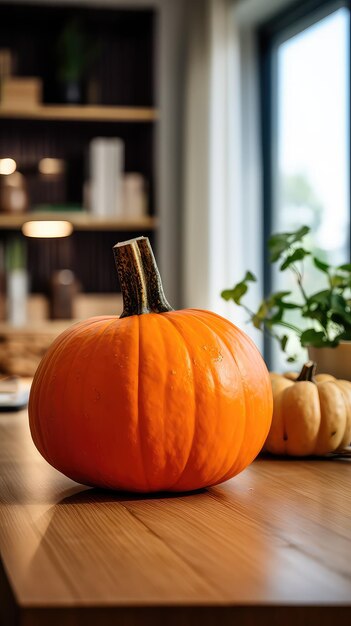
left=179, top=0, right=300, bottom=353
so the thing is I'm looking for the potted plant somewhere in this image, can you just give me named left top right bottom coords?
left=221, top=226, right=351, bottom=379
left=57, top=18, right=96, bottom=104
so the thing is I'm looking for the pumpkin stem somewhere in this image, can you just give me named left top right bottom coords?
left=296, top=361, right=317, bottom=382
left=113, top=237, right=173, bottom=318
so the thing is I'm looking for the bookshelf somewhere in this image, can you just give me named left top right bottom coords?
left=0, top=3, right=158, bottom=297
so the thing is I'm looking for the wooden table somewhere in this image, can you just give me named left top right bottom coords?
left=0, top=407, right=350, bottom=626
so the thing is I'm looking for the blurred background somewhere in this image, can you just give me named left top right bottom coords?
left=0, top=0, right=349, bottom=376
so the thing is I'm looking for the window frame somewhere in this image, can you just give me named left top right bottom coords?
left=258, top=0, right=351, bottom=364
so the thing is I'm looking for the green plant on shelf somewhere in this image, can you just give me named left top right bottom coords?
left=57, top=18, right=97, bottom=84
left=6, top=237, right=26, bottom=271
left=221, top=226, right=351, bottom=362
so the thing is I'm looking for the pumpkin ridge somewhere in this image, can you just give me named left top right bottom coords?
left=29, top=353, right=50, bottom=458
left=185, top=311, right=247, bottom=485
left=137, top=314, right=152, bottom=491
left=160, top=313, right=198, bottom=490
left=52, top=318, right=117, bottom=478
left=189, top=311, right=248, bottom=483
left=315, top=381, right=347, bottom=454
left=334, top=381, right=351, bottom=450
left=31, top=319, right=101, bottom=463
left=195, top=311, right=272, bottom=475
left=138, top=313, right=176, bottom=490
left=232, top=328, right=273, bottom=457
left=37, top=319, right=113, bottom=472
left=29, top=317, right=105, bottom=458
left=70, top=318, right=119, bottom=486
left=281, top=381, right=320, bottom=456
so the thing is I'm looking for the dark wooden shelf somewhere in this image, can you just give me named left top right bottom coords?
left=0, top=212, right=158, bottom=232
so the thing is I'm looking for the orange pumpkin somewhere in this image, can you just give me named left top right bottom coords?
left=29, top=237, right=272, bottom=492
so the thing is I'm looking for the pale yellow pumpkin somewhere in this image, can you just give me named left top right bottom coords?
left=266, top=361, right=351, bottom=456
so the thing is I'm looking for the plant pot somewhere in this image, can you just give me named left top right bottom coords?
left=59, top=80, right=85, bottom=105
left=308, top=342, right=351, bottom=380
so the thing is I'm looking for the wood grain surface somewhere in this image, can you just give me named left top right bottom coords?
left=0, top=214, right=158, bottom=232
left=0, top=406, right=350, bottom=626
left=0, top=105, right=159, bottom=123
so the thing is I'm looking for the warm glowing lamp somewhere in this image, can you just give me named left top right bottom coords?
left=22, top=220, right=73, bottom=238
left=0, top=158, right=17, bottom=175
left=38, top=158, right=65, bottom=176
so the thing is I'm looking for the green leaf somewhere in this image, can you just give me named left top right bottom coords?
left=331, top=293, right=348, bottom=310
left=256, top=301, right=269, bottom=318
left=313, top=257, right=329, bottom=273
left=330, top=294, right=351, bottom=325
left=268, top=235, right=291, bottom=262
left=280, top=248, right=310, bottom=271
left=280, top=301, right=301, bottom=310
left=300, top=329, right=327, bottom=347
left=252, top=314, right=263, bottom=330
left=321, top=339, right=339, bottom=347
left=336, top=329, right=351, bottom=341
left=268, top=233, right=291, bottom=246
left=265, top=290, right=301, bottom=310
left=280, top=335, right=289, bottom=352
left=267, top=226, right=310, bottom=262
left=221, top=271, right=256, bottom=304
left=301, top=308, right=327, bottom=325
left=338, top=263, right=351, bottom=272
left=330, top=274, right=348, bottom=288
left=307, top=290, right=330, bottom=308
left=221, top=289, right=233, bottom=302
left=221, top=282, right=248, bottom=304
left=252, top=300, right=270, bottom=329
left=243, top=271, right=256, bottom=282
left=269, top=308, right=284, bottom=323
left=289, top=225, right=310, bottom=244
left=251, top=315, right=264, bottom=330
left=330, top=313, right=351, bottom=329
left=266, top=291, right=291, bottom=306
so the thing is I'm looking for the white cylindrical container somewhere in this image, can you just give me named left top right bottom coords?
left=7, top=268, right=28, bottom=327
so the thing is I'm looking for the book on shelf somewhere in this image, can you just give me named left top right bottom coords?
left=0, top=77, right=42, bottom=108
left=123, top=173, right=147, bottom=219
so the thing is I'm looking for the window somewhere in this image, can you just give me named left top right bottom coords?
left=260, top=0, right=350, bottom=369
